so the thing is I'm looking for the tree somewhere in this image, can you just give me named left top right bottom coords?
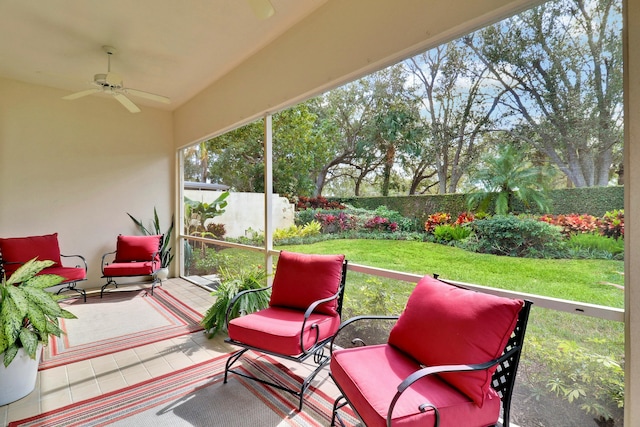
left=405, top=42, right=505, bottom=194
left=466, top=144, right=551, bottom=215
left=465, top=0, right=623, bottom=187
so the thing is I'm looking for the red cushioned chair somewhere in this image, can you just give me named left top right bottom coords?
left=329, top=275, right=532, bottom=427
left=100, top=234, right=163, bottom=297
left=0, top=233, right=88, bottom=302
left=224, top=250, right=348, bottom=411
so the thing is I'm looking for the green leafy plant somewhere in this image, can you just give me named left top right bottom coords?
left=568, top=233, right=624, bottom=259
left=200, top=265, right=270, bottom=337
left=433, top=224, right=472, bottom=243
left=525, top=336, right=624, bottom=420
left=127, top=207, right=175, bottom=268
left=469, top=215, right=565, bottom=257
left=184, top=191, right=230, bottom=234
left=0, top=259, right=77, bottom=366
left=599, top=209, right=624, bottom=240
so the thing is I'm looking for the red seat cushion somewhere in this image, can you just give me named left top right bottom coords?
left=269, top=251, right=345, bottom=316
left=103, top=261, right=159, bottom=277
left=114, top=235, right=162, bottom=263
left=228, top=306, right=341, bottom=355
left=0, top=233, right=62, bottom=276
left=41, top=266, right=86, bottom=283
left=331, top=344, right=501, bottom=427
left=388, top=276, right=523, bottom=407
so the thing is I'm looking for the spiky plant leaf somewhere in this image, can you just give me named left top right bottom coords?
left=19, top=327, right=39, bottom=359
left=59, top=308, right=77, bottom=320
left=25, top=299, right=47, bottom=337
left=0, top=322, right=8, bottom=355
left=6, top=259, right=54, bottom=286
left=1, top=297, right=22, bottom=345
left=6, top=285, right=29, bottom=316
left=21, top=287, right=64, bottom=317
left=3, top=344, right=18, bottom=367
left=24, top=273, right=65, bottom=289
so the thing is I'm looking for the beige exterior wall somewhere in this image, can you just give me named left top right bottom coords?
left=0, top=78, right=174, bottom=287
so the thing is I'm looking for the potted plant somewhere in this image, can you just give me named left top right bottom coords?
left=0, top=258, right=77, bottom=405
left=201, top=264, right=270, bottom=338
left=128, top=207, right=175, bottom=281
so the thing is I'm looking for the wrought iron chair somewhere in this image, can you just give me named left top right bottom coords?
left=100, top=234, right=163, bottom=297
left=330, top=275, right=532, bottom=427
left=224, top=250, right=348, bottom=411
left=0, top=233, right=88, bottom=302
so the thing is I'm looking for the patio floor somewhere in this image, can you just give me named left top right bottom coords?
left=0, top=278, right=343, bottom=426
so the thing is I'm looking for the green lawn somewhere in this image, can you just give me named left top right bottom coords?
left=278, top=239, right=624, bottom=308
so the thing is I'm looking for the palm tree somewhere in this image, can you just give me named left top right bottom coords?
left=466, top=144, right=550, bottom=215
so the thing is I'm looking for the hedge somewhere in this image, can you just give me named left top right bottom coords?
left=334, top=186, right=623, bottom=224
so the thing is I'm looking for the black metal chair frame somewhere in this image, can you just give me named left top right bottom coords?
left=2, top=254, right=88, bottom=302
left=329, top=278, right=532, bottom=427
left=99, top=238, right=162, bottom=298
left=224, top=259, right=348, bottom=411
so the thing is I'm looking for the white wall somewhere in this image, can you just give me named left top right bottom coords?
left=183, top=190, right=295, bottom=238
left=0, top=78, right=174, bottom=289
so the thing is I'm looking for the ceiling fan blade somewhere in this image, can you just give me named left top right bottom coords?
left=62, top=88, right=101, bottom=100
left=247, top=0, right=274, bottom=19
left=113, top=93, right=141, bottom=113
left=125, top=88, right=171, bottom=104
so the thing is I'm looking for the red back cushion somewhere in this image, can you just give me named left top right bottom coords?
left=115, top=235, right=162, bottom=262
left=388, top=275, right=523, bottom=407
left=0, top=233, right=62, bottom=276
left=269, top=251, right=345, bottom=316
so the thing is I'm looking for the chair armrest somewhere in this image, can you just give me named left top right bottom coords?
left=224, top=285, right=273, bottom=329
left=386, top=346, right=522, bottom=427
left=101, top=250, right=117, bottom=275
left=60, top=254, right=88, bottom=272
left=296, top=284, right=348, bottom=355
left=329, top=315, right=399, bottom=356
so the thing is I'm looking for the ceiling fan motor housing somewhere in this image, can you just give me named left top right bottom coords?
left=94, top=73, right=123, bottom=89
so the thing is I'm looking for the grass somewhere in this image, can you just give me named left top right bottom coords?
left=278, top=239, right=624, bottom=308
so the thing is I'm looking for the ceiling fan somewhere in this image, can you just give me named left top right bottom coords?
left=62, top=46, right=170, bottom=113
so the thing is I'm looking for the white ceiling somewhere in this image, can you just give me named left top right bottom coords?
left=0, top=0, right=327, bottom=111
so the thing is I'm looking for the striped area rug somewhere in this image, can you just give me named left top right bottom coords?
left=40, top=288, right=204, bottom=370
left=11, top=352, right=361, bottom=427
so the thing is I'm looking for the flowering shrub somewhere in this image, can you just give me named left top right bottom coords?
left=315, top=211, right=357, bottom=234
left=455, top=212, right=475, bottom=226
left=539, top=214, right=599, bottom=236
left=425, top=212, right=451, bottom=233
left=599, top=209, right=624, bottom=239
left=364, top=216, right=399, bottom=233
left=295, top=196, right=345, bottom=211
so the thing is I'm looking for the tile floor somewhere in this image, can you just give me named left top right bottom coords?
left=0, top=278, right=342, bottom=426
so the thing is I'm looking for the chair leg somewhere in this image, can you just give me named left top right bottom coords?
left=331, top=395, right=349, bottom=427
left=55, top=282, right=87, bottom=302
left=100, top=278, right=118, bottom=298
left=224, top=347, right=330, bottom=411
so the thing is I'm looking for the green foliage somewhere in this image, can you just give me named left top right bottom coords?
left=200, top=265, right=270, bottom=338
left=526, top=336, right=624, bottom=420
left=599, top=209, right=624, bottom=240
left=0, top=259, right=77, bottom=366
left=273, top=221, right=322, bottom=241
left=466, top=145, right=551, bottom=215
left=184, top=191, right=230, bottom=234
left=433, top=224, right=471, bottom=243
left=568, top=233, right=624, bottom=260
left=469, top=215, right=565, bottom=258
left=127, top=207, right=175, bottom=268
left=356, top=277, right=406, bottom=316
left=336, top=186, right=623, bottom=225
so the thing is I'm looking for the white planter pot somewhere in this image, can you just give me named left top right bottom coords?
left=156, top=267, right=169, bottom=281
left=0, top=345, right=42, bottom=406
